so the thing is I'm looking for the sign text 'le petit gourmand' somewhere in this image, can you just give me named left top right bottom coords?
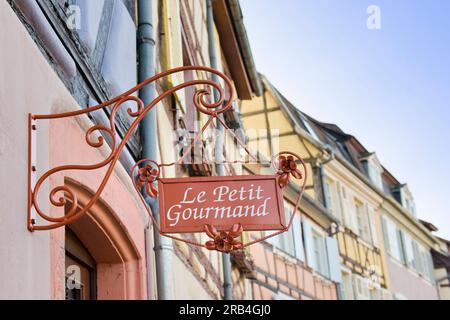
left=158, top=175, right=286, bottom=233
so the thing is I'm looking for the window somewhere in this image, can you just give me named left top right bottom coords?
left=341, top=272, right=354, bottom=300
left=396, top=229, right=407, bottom=264
left=355, top=200, right=371, bottom=243
left=292, top=213, right=305, bottom=261
left=412, top=241, right=422, bottom=273
left=303, top=219, right=331, bottom=277
left=274, top=292, right=295, bottom=300
left=402, top=233, right=416, bottom=269
left=326, top=237, right=342, bottom=283
left=424, top=250, right=435, bottom=282
left=400, top=186, right=417, bottom=217
left=361, top=154, right=383, bottom=190
left=266, top=205, right=296, bottom=257
left=278, top=227, right=296, bottom=256
left=312, top=230, right=329, bottom=277
left=325, top=178, right=343, bottom=221
left=414, top=242, right=434, bottom=281
left=394, top=293, right=408, bottom=300
left=341, top=187, right=359, bottom=232
left=369, top=286, right=381, bottom=300
left=266, top=227, right=295, bottom=257
left=381, top=216, right=402, bottom=261
left=353, top=275, right=370, bottom=300
left=381, top=288, right=394, bottom=300
left=394, top=228, right=434, bottom=280
left=390, top=225, right=434, bottom=281
left=367, top=162, right=383, bottom=190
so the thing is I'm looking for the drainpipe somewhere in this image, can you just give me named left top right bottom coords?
left=207, top=0, right=233, bottom=300
left=138, top=0, right=174, bottom=300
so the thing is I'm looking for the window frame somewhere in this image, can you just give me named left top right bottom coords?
left=311, top=229, right=329, bottom=277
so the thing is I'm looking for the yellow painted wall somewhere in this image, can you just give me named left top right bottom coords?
left=241, top=84, right=318, bottom=199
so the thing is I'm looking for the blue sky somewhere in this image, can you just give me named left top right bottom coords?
left=240, top=0, right=450, bottom=239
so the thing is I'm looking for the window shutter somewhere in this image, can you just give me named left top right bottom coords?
left=265, top=230, right=280, bottom=247
left=412, top=241, right=420, bottom=272
left=342, top=273, right=355, bottom=300
left=362, top=278, right=370, bottom=300
left=335, top=181, right=344, bottom=221
left=419, top=250, right=428, bottom=277
left=361, top=204, right=372, bottom=243
left=403, top=234, right=415, bottom=268
left=353, top=275, right=361, bottom=299
left=396, top=229, right=406, bottom=264
left=353, top=275, right=370, bottom=300
left=326, top=180, right=343, bottom=222
left=426, top=250, right=435, bottom=283
left=281, top=229, right=296, bottom=256
left=292, top=214, right=304, bottom=261
left=326, top=236, right=342, bottom=283
left=394, top=293, right=408, bottom=300
left=340, top=187, right=352, bottom=230
left=387, top=220, right=400, bottom=261
left=323, top=179, right=332, bottom=211
left=381, top=288, right=393, bottom=300
left=381, top=216, right=390, bottom=253
left=348, top=198, right=359, bottom=234
left=274, top=292, right=295, bottom=300
left=367, top=206, right=378, bottom=245
left=303, top=219, right=317, bottom=270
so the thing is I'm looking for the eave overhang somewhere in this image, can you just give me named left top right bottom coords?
left=213, top=0, right=262, bottom=100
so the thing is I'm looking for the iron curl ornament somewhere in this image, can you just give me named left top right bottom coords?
left=27, top=66, right=307, bottom=253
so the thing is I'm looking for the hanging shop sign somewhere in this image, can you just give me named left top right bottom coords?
left=158, top=175, right=285, bottom=234
left=27, top=66, right=307, bottom=253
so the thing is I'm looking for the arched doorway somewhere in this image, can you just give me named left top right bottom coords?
left=65, top=227, right=96, bottom=300
left=61, top=179, right=147, bottom=300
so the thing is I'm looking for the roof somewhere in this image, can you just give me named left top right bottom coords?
left=419, top=219, right=439, bottom=232
left=259, top=74, right=441, bottom=246
left=262, top=74, right=405, bottom=200
left=431, top=249, right=450, bottom=269
left=212, top=0, right=262, bottom=99
left=226, top=0, right=262, bottom=96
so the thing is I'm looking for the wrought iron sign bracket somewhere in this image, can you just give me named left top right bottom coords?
left=27, top=66, right=307, bottom=253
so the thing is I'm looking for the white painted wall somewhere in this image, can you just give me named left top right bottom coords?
left=0, top=2, right=78, bottom=299
left=387, top=257, right=439, bottom=300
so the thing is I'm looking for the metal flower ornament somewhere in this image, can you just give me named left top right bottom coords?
left=136, top=164, right=159, bottom=198
left=277, top=155, right=303, bottom=188
left=27, top=66, right=307, bottom=254
left=204, top=224, right=243, bottom=253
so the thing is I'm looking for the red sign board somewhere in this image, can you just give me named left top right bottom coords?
left=158, top=175, right=286, bottom=234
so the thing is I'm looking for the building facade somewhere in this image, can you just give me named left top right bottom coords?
left=433, top=237, right=450, bottom=299
left=240, top=76, right=341, bottom=300
left=0, top=0, right=260, bottom=300
left=421, top=222, right=450, bottom=300
left=0, top=0, right=448, bottom=300
left=379, top=181, right=439, bottom=300
left=240, top=75, right=446, bottom=300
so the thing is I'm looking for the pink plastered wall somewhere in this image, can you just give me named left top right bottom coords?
left=48, top=116, right=149, bottom=299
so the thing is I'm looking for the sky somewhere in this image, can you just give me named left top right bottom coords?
left=240, top=0, right=450, bottom=239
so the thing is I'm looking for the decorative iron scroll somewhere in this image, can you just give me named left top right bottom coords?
left=27, top=66, right=307, bottom=253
